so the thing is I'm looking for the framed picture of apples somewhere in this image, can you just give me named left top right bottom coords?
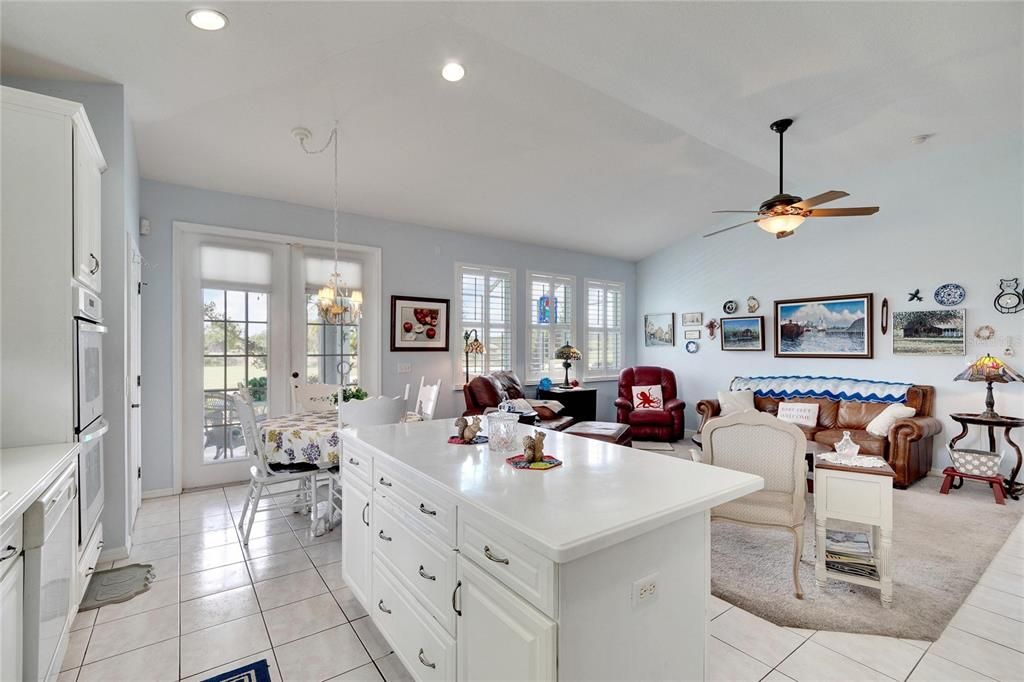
left=390, top=295, right=450, bottom=352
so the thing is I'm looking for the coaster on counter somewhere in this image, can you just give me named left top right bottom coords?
left=448, top=435, right=489, bottom=445
left=506, top=454, right=562, bottom=470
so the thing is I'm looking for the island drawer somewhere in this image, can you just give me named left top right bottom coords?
left=372, top=556, right=455, bottom=682
left=341, top=444, right=372, bottom=486
left=458, top=510, right=556, bottom=618
left=373, top=494, right=457, bottom=634
left=375, top=459, right=456, bottom=548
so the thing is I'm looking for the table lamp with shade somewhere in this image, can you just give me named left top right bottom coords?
left=954, top=354, right=1023, bottom=418
left=554, top=343, right=582, bottom=388
left=463, top=329, right=485, bottom=386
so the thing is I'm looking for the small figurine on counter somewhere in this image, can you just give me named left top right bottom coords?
left=522, top=430, right=546, bottom=463
left=454, top=416, right=483, bottom=442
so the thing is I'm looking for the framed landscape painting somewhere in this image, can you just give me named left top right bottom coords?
left=774, top=293, right=873, bottom=359
left=390, top=295, right=450, bottom=351
left=644, top=313, right=675, bottom=347
left=720, top=316, right=765, bottom=351
left=892, top=309, right=966, bottom=356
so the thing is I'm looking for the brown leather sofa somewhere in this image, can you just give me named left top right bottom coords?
left=696, top=385, right=942, bottom=488
left=462, top=370, right=576, bottom=431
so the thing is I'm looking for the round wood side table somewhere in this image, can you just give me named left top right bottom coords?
left=948, top=413, right=1024, bottom=501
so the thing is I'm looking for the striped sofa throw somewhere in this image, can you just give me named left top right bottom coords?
left=729, top=375, right=913, bottom=404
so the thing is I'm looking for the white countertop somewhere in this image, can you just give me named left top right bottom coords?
left=344, top=420, right=762, bottom=562
left=0, top=442, right=79, bottom=528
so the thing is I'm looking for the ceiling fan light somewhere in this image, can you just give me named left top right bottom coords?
left=757, top=214, right=806, bottom=235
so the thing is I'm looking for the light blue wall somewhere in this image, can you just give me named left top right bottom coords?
left=139, top=180, right=637, bottom=492
left=2, top=77, right=140, bottom=551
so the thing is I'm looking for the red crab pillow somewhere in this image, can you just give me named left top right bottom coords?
left=631, top=385, right=664, bottom=411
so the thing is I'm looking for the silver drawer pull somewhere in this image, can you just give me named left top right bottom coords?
left=377, top=599, right=391, bottom=614
left=378, top=476, right=392, bottom=487
left=378, top=530, right=392, bottom=542
left=361, top=502, right=369, bottom=527
left=348, top=457, right=359, bottom=465
left=483, top=545, right=509, bottom=565
left=418, top=565, right=436, bottom=581
left=418, top=503, right=437, bottom=516
left=418, top=648, right=436, bottom=669
left=0, top=545, right=17, bottom=562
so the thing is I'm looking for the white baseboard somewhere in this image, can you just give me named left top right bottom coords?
left=142, top=488, right=177, bottom=499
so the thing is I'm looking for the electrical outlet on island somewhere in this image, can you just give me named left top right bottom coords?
left=632, top=572, right=660, bottom=607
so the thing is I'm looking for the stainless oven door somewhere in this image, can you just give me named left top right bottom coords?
left=75, top=319, right=106, bottom=433
left=78, top=419, right=107, bottom=546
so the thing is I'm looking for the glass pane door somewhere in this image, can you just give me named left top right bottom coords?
left=202, top=288, right=268, bottom=463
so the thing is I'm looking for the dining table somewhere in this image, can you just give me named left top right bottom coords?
left=259, top=411, right=344, bottom=469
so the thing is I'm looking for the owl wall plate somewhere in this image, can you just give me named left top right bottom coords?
left=934, top=283, right=966, bottom=307
left=994, top=278, right=1024, bottom=314
left=723, top=300, right=738, bottom=314
left=685, top=340, right=699, bottom=353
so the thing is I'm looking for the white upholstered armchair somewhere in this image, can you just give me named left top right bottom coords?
left=703, top=410, right=809, bottom=598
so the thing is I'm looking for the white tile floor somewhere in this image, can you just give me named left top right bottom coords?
left=61, top=486, right=1024, bottom=681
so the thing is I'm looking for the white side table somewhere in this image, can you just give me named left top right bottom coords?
left=813, top=455, right=895, bottom=607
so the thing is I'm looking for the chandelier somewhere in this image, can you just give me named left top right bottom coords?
left=293, top=121, right=362, bottom=325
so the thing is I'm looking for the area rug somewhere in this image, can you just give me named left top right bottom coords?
left=78, top=563, right=154, bottom=611
left=200, top=659, right=271, bottom=682
left=632, top=440, right=675, bottom=451
left=711, top=478, right=1023, bottom=640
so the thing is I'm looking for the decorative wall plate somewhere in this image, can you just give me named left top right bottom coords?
left=974, top=325, right=995, bottom=341
left=723, top=300, right=738, bottom=314
left=685, top=340, right=699, bottom=353
left=934, top=283, right=966, bottom=307
left=746, top=296, right=760, bottom=313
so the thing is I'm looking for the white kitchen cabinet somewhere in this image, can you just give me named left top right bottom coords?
left=73, top=119, right=104, bottom=293
left=1, top=547, right=24, bottom=682
left=341, top=476, right=372, bottom=606
left=455, top=557, right=556, bottom=682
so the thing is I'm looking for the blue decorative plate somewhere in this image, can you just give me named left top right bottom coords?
left=685, top=340, right=699, bottom=353
left=934, top=283, right=966, bottom=307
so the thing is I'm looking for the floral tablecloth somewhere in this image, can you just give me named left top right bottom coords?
left=260, top=411, right=341, bottom=468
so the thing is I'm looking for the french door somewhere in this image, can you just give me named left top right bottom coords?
left=180, top=234, right=291, bottom=488
left=178, top=229, right=379, bottom=490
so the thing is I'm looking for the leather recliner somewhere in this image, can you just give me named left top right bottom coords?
left=615, top=366, right=686, bottom=441
left=462, top=370, right=575, bottom=431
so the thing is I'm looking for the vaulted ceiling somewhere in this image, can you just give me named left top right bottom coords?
left=3, top=2, right=1021, bottom=259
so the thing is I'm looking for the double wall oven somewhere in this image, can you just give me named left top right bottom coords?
left=73, top=285, right=106, bottom=550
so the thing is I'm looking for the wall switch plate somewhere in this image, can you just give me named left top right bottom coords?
left=397, top=363, right=412, bottom=374
left=632, top=572, right=659, bottom=606
left=139, top=217, right=151, bottom=235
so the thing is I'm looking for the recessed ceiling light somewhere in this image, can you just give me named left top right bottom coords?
left=441, top=62, right=465, bottom=82
left=187, top=9, right=228, bottom=31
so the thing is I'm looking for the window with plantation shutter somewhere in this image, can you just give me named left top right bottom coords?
left=454, top=263, right=515, bottom=385
left=526, top=272, right=576, bottom=383
left=585, top=279, right=624, bottom=379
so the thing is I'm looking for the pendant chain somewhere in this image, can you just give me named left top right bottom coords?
left=298, top=122, right=342, bottom=284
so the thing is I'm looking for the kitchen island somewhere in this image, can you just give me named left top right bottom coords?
left=340, top=419, right=761, bottom=681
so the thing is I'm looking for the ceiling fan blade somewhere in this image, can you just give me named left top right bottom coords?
left=703, top=220, right=757, bottom=238
left=792, top=190, right=849, bottom=209
left=807, top=207, right=879, bottom=217
left=712, top=210, right=758, bottom=214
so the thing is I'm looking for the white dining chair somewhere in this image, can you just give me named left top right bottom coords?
left=328, top=395, right=407, bottom=522
left=291, top=375, right=341, bottom=413
left=232, top=392, right=321, bottom=544
left=404, top=377, right=442, bottom=421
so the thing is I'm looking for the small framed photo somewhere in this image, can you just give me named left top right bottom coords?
left=390, top=296, right=450, bottom=351
left=644, top=313, right=675, bottom=346
left=720, top=316, right=765, bottom=351
left=681, top=312, right=703, bottom=326
left=683, top=329, right=701, bottom=340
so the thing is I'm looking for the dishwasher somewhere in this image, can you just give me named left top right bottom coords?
left=24, top=462, right=77, bottom=682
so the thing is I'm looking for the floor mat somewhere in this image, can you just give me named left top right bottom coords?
left=200, top=659, right=271, bottom=682
left=77, top=563, right=155, bottom=611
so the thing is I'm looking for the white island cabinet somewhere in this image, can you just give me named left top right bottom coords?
left=341, top=420, right=762, bottom=681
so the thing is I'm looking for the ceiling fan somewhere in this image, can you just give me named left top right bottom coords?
left=704, top=118, right=879, bottom=239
